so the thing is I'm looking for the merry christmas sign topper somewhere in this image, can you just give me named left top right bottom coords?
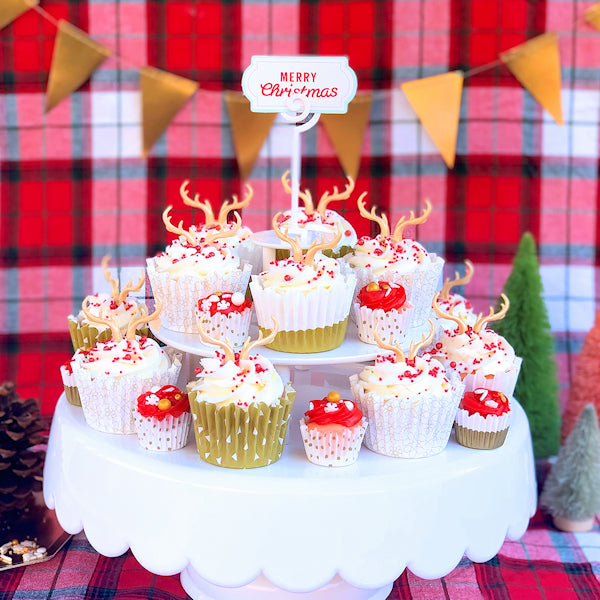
left=242, top=55, right=357, bottom=114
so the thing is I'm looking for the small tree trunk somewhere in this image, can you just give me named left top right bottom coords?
left=553, top=515, right=595, bottom=532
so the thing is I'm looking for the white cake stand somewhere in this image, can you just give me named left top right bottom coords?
left=44, top=355, right=537, bottom=600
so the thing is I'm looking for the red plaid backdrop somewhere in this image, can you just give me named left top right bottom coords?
left=1, top=0, right=599, bottom=414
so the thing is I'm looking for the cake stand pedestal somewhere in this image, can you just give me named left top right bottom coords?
left=44, top=366, right=536, bottom=600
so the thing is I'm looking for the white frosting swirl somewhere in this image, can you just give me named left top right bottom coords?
left=189, top=223, right=253, bottom=251
left=432, top=329, right=516, bottom=377
left=345, top=236, right=430, bottom=274
left=356, top=354, right=451, bottom=400
left=77, top=293, right=143, bottom=334
left=279, top=209, right=357, bottom=249
left=154, top=240, right=241, bottom=281
left=189, top=355, right=284, bottom=410
left=72, top=337, right=170, bottom=379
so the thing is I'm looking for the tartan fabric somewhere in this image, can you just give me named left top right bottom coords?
left=3, top=509, right=600, bottom=598
left=0, top=0, right=599, bottom=414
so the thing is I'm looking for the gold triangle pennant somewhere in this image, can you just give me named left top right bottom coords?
left=401, top=71, right=463, bottom=169
left=320, top=94, right=372, bottom=180
left=0, top=0, right=38, bottom=31
left=45, top=21, right=112, bottom=113
left=584, top=3, right=600, bottom=30
left=140, top=66, right=198, bottom=156
left=224, top=92, right=276, bottom=181
left=500, top=33, right=563, bottom=125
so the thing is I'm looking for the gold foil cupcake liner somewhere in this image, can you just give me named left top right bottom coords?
left=258, top=318, right=349, bottom=353
left=454, top=425, right=509, bottom=450
left=189, top=386, right=295, bottom=468
left=67, top=315, right=150, bottom=351
left=299, top=418, right=368, bottom=467
left=63, top=386, right=81, bottom=407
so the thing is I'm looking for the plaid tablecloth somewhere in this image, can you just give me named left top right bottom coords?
left=2, top=509, right=600, bottom=599
left=0, top=0, right=598, bottom=415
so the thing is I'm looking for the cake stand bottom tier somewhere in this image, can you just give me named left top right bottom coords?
left=43, top=378, right=536, bottom=598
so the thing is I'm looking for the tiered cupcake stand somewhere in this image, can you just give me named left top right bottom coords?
left=44, top=322, right=537, bottom=600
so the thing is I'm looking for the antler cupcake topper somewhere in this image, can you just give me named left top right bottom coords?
left=432, top=291, right=509, bottom=334
left=281, top=171, right=355, bottom=219
left=101, top=255, right=145, bottom=305
left=197, top=316, right=279, bottom=364
left=373, top=319, right=435, bottom=363
left=180, top=180, right=253, bottom=226
left=439, top=260, right=474, bottom=301
left=81, top=296, right=162, bottom=342
left=357, top=197, right=432, bottom=242
left=272, top=213, right=343, bottom=265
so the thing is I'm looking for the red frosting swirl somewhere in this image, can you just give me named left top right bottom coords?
left=305, top=397, right=363, bottom=427
left=460, top=389, right=510, bottom=417
left=198, top=292, right=252, bottom=317
left=357, top=281, right=407, bottom=311
left=137, top=385, right=190, bottom=421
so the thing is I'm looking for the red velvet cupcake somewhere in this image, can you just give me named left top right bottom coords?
left=351, top=281, right=413, bottom=345
left=196, top=291, right=252, bottom=349
left=454, top=388, right=511, bottom=450
left=299, top=391, right=368, bottom=467
left=134, top=385, right=191, bottom=451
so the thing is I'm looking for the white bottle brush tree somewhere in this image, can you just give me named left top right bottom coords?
left=540, top=404, right=600, bottom=532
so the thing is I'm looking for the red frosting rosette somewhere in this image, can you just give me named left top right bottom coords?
left=357, top=281, right=407, bottom=312
left=305, top=393, right=363, bottom=428
left=460, top=388, right=510, bottom=418
left=137, top=385, right=190, bottom=421
left=197, top=291, right=252, bottom=316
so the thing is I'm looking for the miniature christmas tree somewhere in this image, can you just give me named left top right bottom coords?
left=540, top=404, right=600, bottom=532
left=561, top=309, right=600, bottom=441
left=491, top=232, right=560, bottom=459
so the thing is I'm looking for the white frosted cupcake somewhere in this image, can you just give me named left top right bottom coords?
left=187, top=322, right=295, bottom=468
left=299, top=391, right=367, bottom=467
left=60, top=359, right=81, bottom=407
left=352, top=281, right=413, bottom=345
left=134, top=385, right=191, bottom=451
left=195, top=291, right=252, bottom=349
left=147, top=212, right=251, bottom=333
left=431, top=293, right=521, bottom=397
left=249, top=215, right=356, bottom=353
left=350, top=321, right=464, bottom=458
left=71, top=297, right=182, bottom=434
left=68, top=255, right=147, bottom=350
left=344, top=198, right=443, bottom=328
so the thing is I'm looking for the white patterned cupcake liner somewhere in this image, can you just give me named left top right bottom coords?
left=351, top=301, right=414, bottom=346
left=195, top=306, right=253, bottom=349
left=73, top=350, right=182, bottom=434
left=133, top=411, right=192, bottom=451
left=349, top=372, right=464, bottom=458
left=457, top=356, right=522, bottom=398
left=299, top=418, right=368, bottom=467
left=146, top=258, right=252, bottom=333
left=351, top=254, right=444, bottom=327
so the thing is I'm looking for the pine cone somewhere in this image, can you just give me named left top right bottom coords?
left=0, top=382, right=47, bottom=516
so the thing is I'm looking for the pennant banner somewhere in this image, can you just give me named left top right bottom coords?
left=224, top=92, right=276, bottom=181
left=46, top=21, right=111, bottom=113
left=140, top=66, right=198, bottom=156
left=401, top=71, right=464, bottom=169
left=584, top=3, right=600, bottom=30
left=500, top=33, right=564, bottom=126
left=0, top=0, right=37, bottom=31
left=321, top=94, right=373, bottom=180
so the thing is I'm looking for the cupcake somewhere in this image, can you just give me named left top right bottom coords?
left=454, top=388, right=511, bottom=449
left=196, top=291, right=252, bottom=349
left=344, top=197, right=444, bottom=328
left=299, top=390, right=368, bottom=467
left=179, top=181, right=262, bottom=272
left=71, top=297, right=182, bottom=434
left=431, top=293, right=521, bottom=397
left=278, top=171, right=358, bottom=257
left=187, top=320, right=295, bottom=468
left=67, top=255, right=147, bottom=350
left=146, top=212, right=252, bottom=333
left=133, top=384, right=191, bottom=451
left=352, top=280, right=413, bottom=345
left=430, top=260, right=477, bottom=338
left=249, top=215, right=356, bottom=353
left=350, top=320, right=465, bottom=458
left=60, top=358, right=81, bottom=407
